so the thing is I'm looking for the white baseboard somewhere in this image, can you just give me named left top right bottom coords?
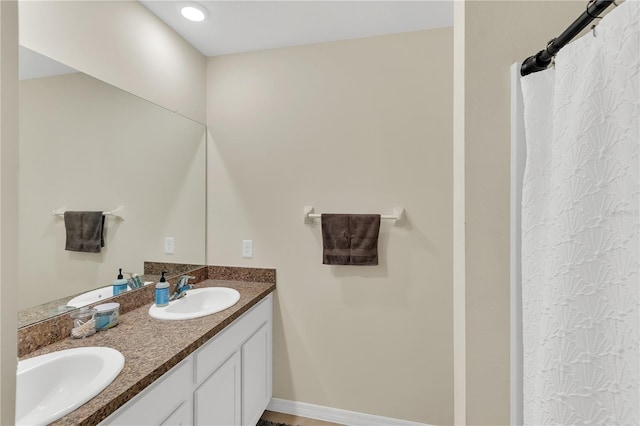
left=266, top=398, right=433, bottom=426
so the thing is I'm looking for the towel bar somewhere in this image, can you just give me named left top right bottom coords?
left=52, top=205, right=124, bottom=220
left=303, top=206, right=404, bottom=225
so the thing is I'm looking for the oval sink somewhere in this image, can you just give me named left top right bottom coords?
left=148, top=287, right=240, bottom=320
left=16, top=346, right=124, bottom=426
left=67, top=281, right=154, bottom=308
left=67, top=285, right=130, bottom=308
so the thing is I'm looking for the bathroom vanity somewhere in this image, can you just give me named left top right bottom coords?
left=18, top=274, right=275, bottom=426
left=100, top=294, right=272, bottom=426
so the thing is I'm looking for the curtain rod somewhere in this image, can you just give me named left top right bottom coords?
left=520, top=0, right=616, bottom=76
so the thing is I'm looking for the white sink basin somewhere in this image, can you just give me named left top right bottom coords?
left=148, top=287, right=240, bottom=320
left=67, top=285, right=129, bottom=308
left=67, top=281, right=154, bottom=308
left=16, top=347, right=124, bottom=426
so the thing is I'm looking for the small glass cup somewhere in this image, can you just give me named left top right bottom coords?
left=70, top=308, right=97, bottom=338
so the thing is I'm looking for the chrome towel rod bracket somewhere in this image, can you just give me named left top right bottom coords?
left=303, top=206, right=405, bottom=225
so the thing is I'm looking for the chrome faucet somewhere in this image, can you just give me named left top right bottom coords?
left=170, top=275, right=196, bottom=301
left=124, top=272, right=143, bottom=290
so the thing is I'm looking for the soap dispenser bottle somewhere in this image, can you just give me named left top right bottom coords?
left=112, top=268, right=128, bottom=296
left=155, top=272, right=170, bottom=307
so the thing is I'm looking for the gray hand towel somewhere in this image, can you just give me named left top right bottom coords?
left=348, top=214, right=381, bottom=265
left=64, top=211, right=105, bottom=253
left=321, top=213, right=381, bottom=266
left=321, top=214, right=351, bottom=265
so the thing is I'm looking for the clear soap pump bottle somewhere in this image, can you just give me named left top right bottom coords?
left=155, top=272, right=170, bottom=307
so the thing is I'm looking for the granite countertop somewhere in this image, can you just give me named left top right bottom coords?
left=20, top=279, right=276, bottom=426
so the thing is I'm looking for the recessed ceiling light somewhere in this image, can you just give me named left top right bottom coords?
left=179, top=2, right=209, bottom=22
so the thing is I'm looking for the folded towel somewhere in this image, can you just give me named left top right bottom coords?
left=321, top=213, right=381, bottom=266
left=64, top=211, right=105, bottom=253
left=321, top=214, right=351, bottom=265
left=348, top=214, right=381, bottom=265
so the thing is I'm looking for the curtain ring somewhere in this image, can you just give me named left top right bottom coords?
left=585, top=0, right=604, bottom=19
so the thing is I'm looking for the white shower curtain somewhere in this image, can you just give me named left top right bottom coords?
left=520, top=1, right=640, bottom=425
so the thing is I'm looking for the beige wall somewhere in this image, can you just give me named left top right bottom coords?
left=18, top=72, right=206, bottom=310
left=0, top=0, right=19, bottom=423
left=207, top=29, right=453, bottom=424
left=19, top=0, right=206, bottom=123
left=462, top=1, right=587, bottom=424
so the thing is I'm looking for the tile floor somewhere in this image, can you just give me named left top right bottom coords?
left=260, top=410, right=344, bottom=426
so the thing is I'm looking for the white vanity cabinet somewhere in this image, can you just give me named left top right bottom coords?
left=100, top=294, right=272, bottom=426
left=100, top=356, right=194, bottom=426
left=193, top=293, right=273, bottom=426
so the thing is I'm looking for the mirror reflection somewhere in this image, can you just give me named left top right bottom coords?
left=18, top=47, right=206, bottom=327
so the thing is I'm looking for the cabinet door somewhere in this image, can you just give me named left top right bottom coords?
left=241, top=322, right=272, bottom=426
left=161, top=402, right=189, bottom=426
left=194, top=351, right=241, bottom=426
left=99, top=357, right=193, bottom=426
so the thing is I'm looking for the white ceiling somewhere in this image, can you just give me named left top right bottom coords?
left=140, top=1, right=453, bottom=57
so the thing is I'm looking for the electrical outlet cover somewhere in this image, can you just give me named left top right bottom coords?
left=242, top=240, right=253, bottom=258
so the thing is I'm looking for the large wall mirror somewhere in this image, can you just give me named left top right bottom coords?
left=18, top=47, right=207, bottom=327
